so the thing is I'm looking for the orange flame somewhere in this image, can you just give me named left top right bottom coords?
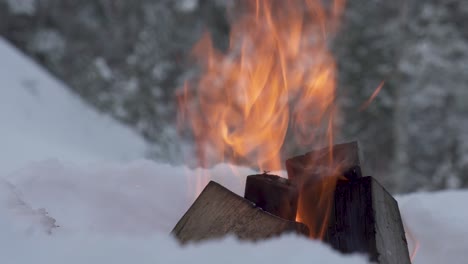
left=404, top=222, right=421, bottom=262
left=178, top=0, right=345, bottom=176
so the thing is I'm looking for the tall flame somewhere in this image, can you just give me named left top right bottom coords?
left=178, top=0, right=345, bottom=174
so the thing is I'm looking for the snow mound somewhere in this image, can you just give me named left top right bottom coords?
left=1, top=160, right=366, bottom=263
left=0, top=179, right=57, bottom=235
left=5, top=160, right=256, bottom=234
left=0, top=160, right=467, bottom=263
left=0, top=38, right=147, bottom=176
left=398, top=191, right=468, bottom=264
left=0, top=233, right=366, bottom=264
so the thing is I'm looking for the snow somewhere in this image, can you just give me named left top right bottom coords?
left=175, top=0, right=199, bottom=12
left=0, top=38, right=147, bottom=176
left=0, top=233, right=365, bottom=264
left=5, top=0, right=36, bottom=15
left=94, top=57, right=113, bottom=81
left=398, top=191, right=468, bottom=264
left=30, top=29, right=66, bottom=58
left=1, top=160, right=467, bottom=263
left=0, top=161, right=368, bottom=264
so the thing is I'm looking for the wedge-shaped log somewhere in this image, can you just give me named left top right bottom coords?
left=325, top=177, right=411, bottom=264
left=172, top=181, right=309, bottom=243
left=286, top=141, right=363, bottom=181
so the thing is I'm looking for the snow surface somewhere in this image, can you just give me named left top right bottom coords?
left=398, top=191, right=468, bottom=264
left=0, top=161, right=367, bottom=264
left=0, top=160, right=467, bottom=263
left=5, top=0, right=37, bottom=15
left=0, top=38, right=147, bottom=176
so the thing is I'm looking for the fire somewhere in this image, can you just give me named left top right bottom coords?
left=404, top=221, right=421, bottom=262
left=178, top=0, right=346, bottom=237
left=359, top=80, right=385, bottom=111
left=178, top=0, right=345, bottom=171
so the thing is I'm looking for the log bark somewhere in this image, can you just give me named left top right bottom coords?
left=244, top=174, right=298, bottom=221
left=286, top=141, right=364, bottom=181
left=325, top=176, right=411, bottom=264
left=172, top=181, right=309, bottom=244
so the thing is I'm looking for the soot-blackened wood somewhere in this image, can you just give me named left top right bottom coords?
left=325, top=177, right=411, bottom=264
left=172, top=181, right=309, bottom=243
left=286, top=141, right=364, bottom=181
left=244, top=174, right=298, bottom=221
left=285, top=142, right=364, bottom=237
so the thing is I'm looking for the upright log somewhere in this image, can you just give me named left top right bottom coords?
left=325, top=177, right=411, bottom=264
left=172, top=181, right=309, bottom=243
left=285, top=142, right=365, bottom=238
left=244, top=174, right=298, bottom=221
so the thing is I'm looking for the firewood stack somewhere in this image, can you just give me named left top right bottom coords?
left=172, top=141, right=411, bottom=264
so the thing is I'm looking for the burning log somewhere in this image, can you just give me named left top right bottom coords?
left=285, top=142, right=410, bottom=263
left=286, top=141, right=364, bottom=181
left=172, top=181, right=309, bottom=243
left=325, top=177, right=411, bottom=264
left=285, top=142, right=364, bottom=237
left=244, top=173, right=298, bottom=221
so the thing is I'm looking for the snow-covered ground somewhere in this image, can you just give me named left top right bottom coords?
left=0, top=38, right=147, bottom=176
left=0, top=161, right=367, bottom=264
left=0, top=160, right=467, bottom=264
left=0, top=37, right=467, bottom=263
left=398, top=191, right=468, bottom=264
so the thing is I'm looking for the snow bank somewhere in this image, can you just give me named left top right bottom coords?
left=4, top=160, right=255, bottom=234
left=0, top=160, right=366, bottom=264
left=0, top=233, right=366, bottom=264
left=0, top=38, right=147, bottom=176
left=1, top=159, right=467, bottom=263
left=398, top=191, right=468, bottom=264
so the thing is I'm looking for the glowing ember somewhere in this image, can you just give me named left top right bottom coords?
left=359, top=80, right=385, bottom=111
left=405, top=222, right=421, bottom=262
left=178, top=0, right=345, bottom=171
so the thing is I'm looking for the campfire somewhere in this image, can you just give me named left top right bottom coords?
left=172, top=142, right=410, bottom=263
left=175, top=0, right=410, bottom=263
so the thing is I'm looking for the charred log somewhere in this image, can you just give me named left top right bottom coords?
left=325, top=176, right=411, bottom=264
left=286, top=141, right=364, bottom=181
left=244, top=173, right=298, bottom=221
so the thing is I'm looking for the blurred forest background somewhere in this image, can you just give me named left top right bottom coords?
left=1, top=0, right=468, bottom=193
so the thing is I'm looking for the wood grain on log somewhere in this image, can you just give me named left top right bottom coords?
left=325, top=177, right=411, bottom=264
left=172, top=181, right=309, bottom=244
